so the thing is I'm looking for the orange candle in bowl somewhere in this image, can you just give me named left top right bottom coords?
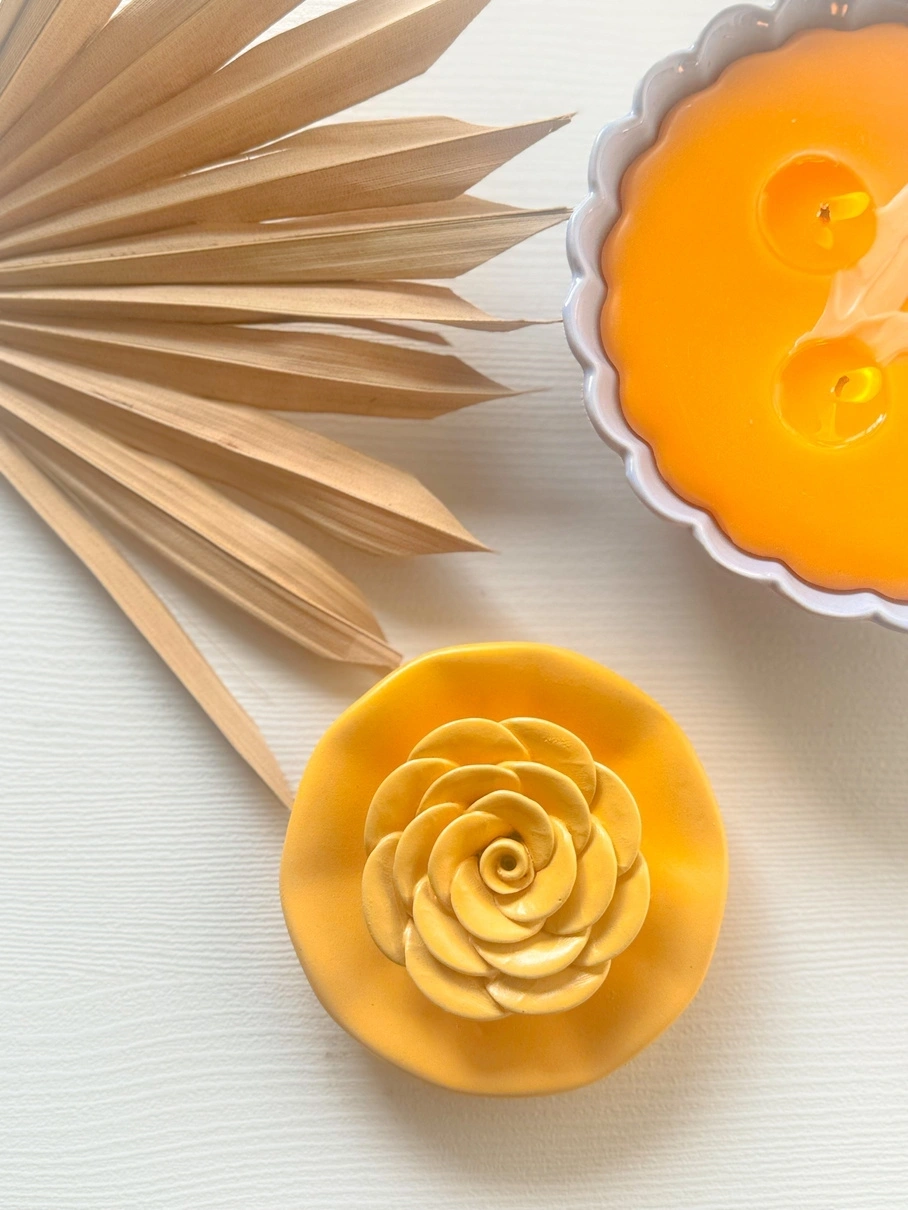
left=602, top=24, right=908, bottom=599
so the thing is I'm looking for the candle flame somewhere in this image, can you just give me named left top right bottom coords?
left=818, top=191, right=871, bottom=224
left=815, top=190, right=871, bottom=248
left=833, top=366, right=882, bottom=404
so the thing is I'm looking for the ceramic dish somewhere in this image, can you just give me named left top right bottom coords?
left=564, top=0, right=908, bottom=630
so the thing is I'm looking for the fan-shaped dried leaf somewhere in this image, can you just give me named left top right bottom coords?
left=0, top=0, right=31, bottom=48
left=0, top=345, right=486, bottom=554
left=23, top=431, right=400, bottom=668
left=338, top=319, right=452, bottom=346
left=0, top=0, right=305, bottom=196
left=0, top=0, right=493, bottom=232
left=0, top=197, right=570, bottom=287
left=0, top=115, right=570, bottom=258
left=0, top=381, right=400, bottom=666
left=0, top=317, right=517, bottom=416
left=0, top=0, right=118, bottom=139
left=0, top=282, right=536, bottom=330
left=0, top=428, right=293, bottom=805
left=0, top=0, right=569, bottom=684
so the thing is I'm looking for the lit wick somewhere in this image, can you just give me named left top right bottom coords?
left=816, top=365, right=882, bottom=443
left=833, top=366, right=882, bottom=403
left=816, top=190, right=872, bottom=247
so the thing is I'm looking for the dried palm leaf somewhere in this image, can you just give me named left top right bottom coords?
left=0, top=381, right=401, bottom=667
left=0, top=282, right=534, bottom=329
left=0, top=0, right=308, bottom=188
left=0, top=0, right=568, bottom=802
left=0, top=198, right=569, bottom=288
left=0, top=317, right=517, bottom=417
left=0, top=0, right=501, bottom=228
left=0, top=428, right=294, bottom=806
left=0, top=115, right=569, bottom=257
left=0, top=1, right=117, bottom=139
left=0, top=345, right=487, bottom=553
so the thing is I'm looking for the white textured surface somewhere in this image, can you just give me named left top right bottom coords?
left=1, top=1, right=907, bottom=1206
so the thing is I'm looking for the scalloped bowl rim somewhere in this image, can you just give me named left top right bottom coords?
left=564, top=0, right=908, bottom=630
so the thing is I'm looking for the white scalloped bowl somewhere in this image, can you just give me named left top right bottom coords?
left=564, top=0, right=908, bottom=630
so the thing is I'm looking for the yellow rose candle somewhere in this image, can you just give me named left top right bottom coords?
left=602, top=24, right=908, bottom=599
left=281, top=644, right=726, bottom=1096
left=361, top=715, right=651, bottom=1020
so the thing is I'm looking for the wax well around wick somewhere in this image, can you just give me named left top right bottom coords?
left=776, top=338, right=888, bottom=447
left=759, top=156, right=876, bottom=272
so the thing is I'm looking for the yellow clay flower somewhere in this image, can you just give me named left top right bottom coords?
left=281, top=643, right=726, bottom=1096
left=361, top=716, right=651, bottom=1020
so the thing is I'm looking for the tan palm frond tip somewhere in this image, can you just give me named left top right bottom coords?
left=0, top=0, right=568, bottom=801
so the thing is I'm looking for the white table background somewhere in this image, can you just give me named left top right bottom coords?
left=2, top=1, right=907, bottom=1205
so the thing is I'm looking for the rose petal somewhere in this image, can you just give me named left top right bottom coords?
left=450, top=859, right=544, bottom=944
left=427, top=810, right=512, bottom=908
left=502, top=761, right=591, bottom=851
left=501, top=718, right=597, bottom=801
left=591, top=763, right=642, bottom=873
left=468, top=789, right=554, bottom=867
left=412, top=877, right=491, bottom=976
left=576, top=854, right=651, bottom=967
left=364, top=758, right=456, bottom=852
left=404, top=922, right=507, bottom=1021
left=488, top=962, right=611, bottom=1015
left=361, top=833, right=407, bottom=965
left=392, top=802, right=462, bottom=910
left=497, top=818, right=576, bottom=923
left=474, top=928, right=590, bottom=978
left=409, top=718, right=528, bottom=765
left=418, top=763, right=521, bottom=812
left=546, top=818, right=618, bottom=936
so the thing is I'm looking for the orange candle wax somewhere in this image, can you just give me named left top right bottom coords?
left=602, top=24, right=908, bottom=599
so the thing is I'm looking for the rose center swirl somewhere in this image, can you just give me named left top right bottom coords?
left=479, top=837, right=533, bottom=894
left=361, top=716, right=651, bottom=1021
